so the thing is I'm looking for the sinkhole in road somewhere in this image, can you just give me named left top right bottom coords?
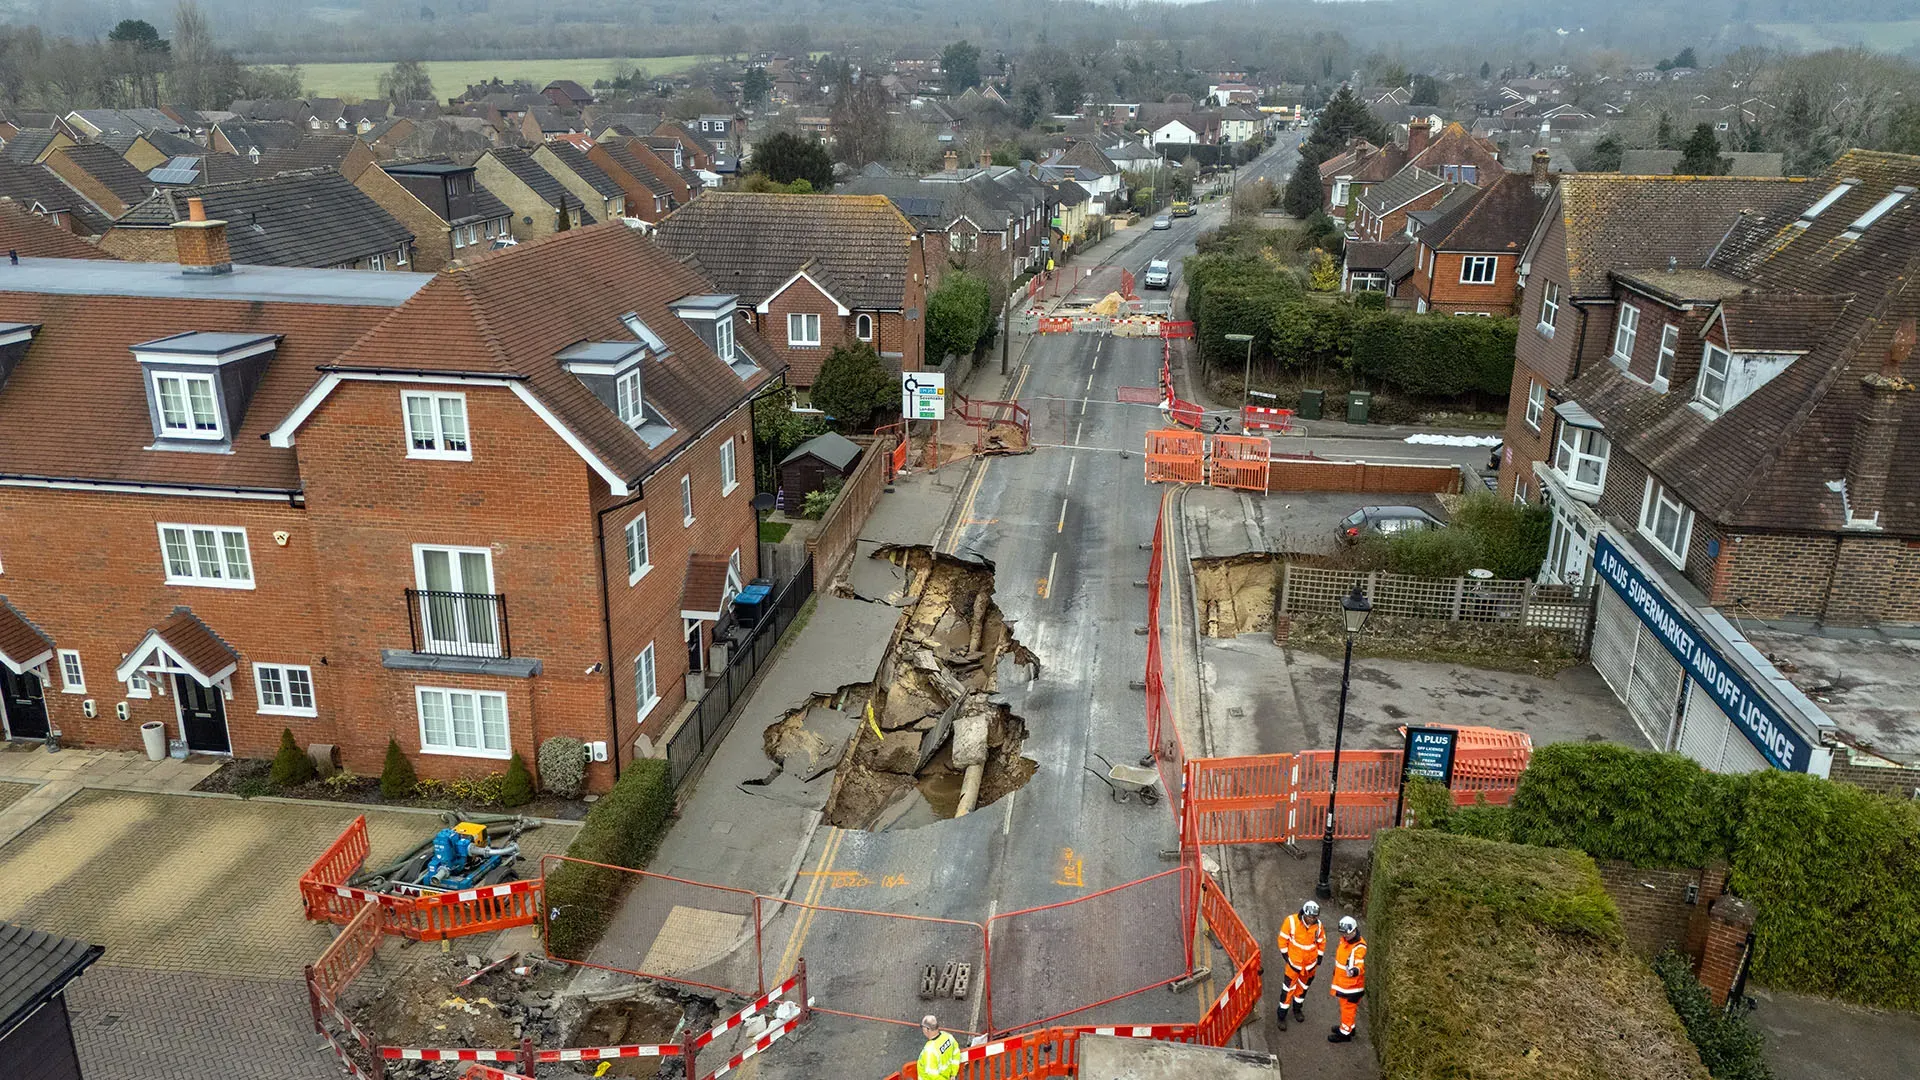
left=1190, top=553, right=1280, bottom=637
left=781, top=547, right=1037, bottom=831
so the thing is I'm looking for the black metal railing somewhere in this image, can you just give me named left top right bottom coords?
left=665, top=557, right=816, bottom=790
left=405, top=588, right=512, bottom=660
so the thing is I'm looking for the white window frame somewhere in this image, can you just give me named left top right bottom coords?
left=1644, top=325, right=1677, bottom=391
left=152, top=371, right=224, bottom=440
left=158, top=523, right=255, bottom=589
left=715, top=315, right=735, bottom=361
left=787, top=312, right=821, bottom=347
left=635, top=643, right=659, bottom=721
left=855, top=313, right=874, bottom=341
left=720, top=438, right=739, bottom=496
left=415, top=686, right=511, bottom=759
left=254, top=662, right=317, bottom=717
left=1332, top=178, right=1350, bottom=207
left=1612, top=303, right=1640, bottom=364
left=1459, top=255, right=1498, bottom=285
left=396, top=245, right=409, bottom=267
left=681, top=474, right=695, bottom=526
left=57, top=650, right=84, bottom=694
left=368, top=252, right=385, bottom=271
left=1696, top=342, right=1732, bottom=412
left=1525, top=379, right=1546, bottom=431
left=625, top=512, right=651, bottom=584
left=1538, top=280, right=1559, bottom=337
left=616, top=368, right=645, bottom=428
left=1553, top=424, right=1610, bottom=495
left=402, top=391, right=471, bottom=461
left=127, top=670, right=152, bottom=699
left=1638, top=477, right=1694, bottom=568
left=412, top=544, right=501, bottom=656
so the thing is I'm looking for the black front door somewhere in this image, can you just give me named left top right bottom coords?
left=0, top=666, right=49, bottom=739
left=175, top=675, right=230, bottom=754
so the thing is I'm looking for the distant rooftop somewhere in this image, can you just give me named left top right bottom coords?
left=0, top=257, right=433, bottom=307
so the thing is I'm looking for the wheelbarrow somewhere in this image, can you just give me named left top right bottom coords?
left=1086, top=753, right=1162, bottom=805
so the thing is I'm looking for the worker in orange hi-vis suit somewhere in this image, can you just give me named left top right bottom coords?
left=1274, top=899, right=1325, bottom=1028
left=1328, top=915, right=1368, bottom=1043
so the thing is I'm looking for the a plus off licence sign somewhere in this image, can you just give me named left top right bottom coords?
left=1592, top=535, right=1810, bottom=771
left=1403, top=727, right=1457, bottom=785
left=902, top=372, right=946, bottom=421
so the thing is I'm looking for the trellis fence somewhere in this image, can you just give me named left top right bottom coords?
left=1279, top=564, right=1592, bottom=647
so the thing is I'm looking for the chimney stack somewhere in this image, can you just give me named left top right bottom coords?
left=172, top=196, right=233, bottom=276
left=944, top=150, right=959, bottom=172
left=1843, top=317, right=1916, bottom=527
left=1532, top=148, right=1552, bottom=193
left=1408, top=118, right=1431, bottom=158
left=979, top=149, right=993, bottom=169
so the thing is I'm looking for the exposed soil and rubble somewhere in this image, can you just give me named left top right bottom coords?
left=345, top=948, right=724, bottom=1080
left=1190, top=553, right=1279, bottom=637
left=760, top=546, right=1039, bottom=831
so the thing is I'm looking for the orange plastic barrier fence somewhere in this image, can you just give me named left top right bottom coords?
left=300, top=814, right=371, bottom=924
left=1242, top=405, right=1294, bottom=433
left=1207, top=434, right=1270, bottom=493
left=300, top=818, right=543, bottom=941
left=1038, top=317, right=1073, bottom=334
left=1144, top=429, right=1203, bottom=484
left=1193, top=874, right=1263, bottom=1046
left=1161, top=321, right=1196, bottom=339
left=1167, top=398, right=1203, bottom=429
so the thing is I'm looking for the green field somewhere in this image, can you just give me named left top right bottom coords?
left=296, top=54, right=721, bottom=101
left=1757, top=21, right=1920, bottom=52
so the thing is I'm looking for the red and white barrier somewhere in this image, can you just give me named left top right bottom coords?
left=381, top=1048, right=521, bottom=1062
left=696, top=970, right=803, bottom=1048
left=701, top=1001, right=812, bottom=1080
left=539, top=1044, right=682, bottom=1062
left=1242, top=405, right=1294, bottom=433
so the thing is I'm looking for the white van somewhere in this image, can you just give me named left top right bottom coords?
left=1144, top=258, right=1171, bottom=289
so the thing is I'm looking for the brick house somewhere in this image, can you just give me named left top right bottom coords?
left=841, top=152, right=1049, bottom=288
left=1512, top=152, right=1920, bottom=777
left=533, top=142, right=630, bottom=223
left=1320, top=119, right=1505, bottom=221
left=1403, top=154, right=1557, bottom=317
left=40, top=143, right=154, bottom=219
left=1494, top=173, right=1810, bottom=505
left=1345, top=166, right=1451, bottom=244
left=356, top=161, right=514, bottom=272
left=651, top=192, right=928, bottom=401
left=473, top=146, right=593, bottom=240
left=0, top=215, right=781, bottom=792
left=105, top=170, right=416, bottom=270
left=584, top=139, right=675, bottom=222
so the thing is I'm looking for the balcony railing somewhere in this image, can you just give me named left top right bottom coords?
left=405, top=589, right=511, bottom=660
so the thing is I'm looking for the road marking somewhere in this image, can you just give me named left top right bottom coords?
left=881, top=874, right=910, bottom=888
left=1079, top=395, right=1089, bottom=416
left=1085, top=371, right=1095, bottom=391
left=776, top=827, right=844, bottom=981
left=1056, top=498, right=1069, bottom=533
left=796, top=868, right=870, bottom=889
left=1044, top=550, right=1059, bottom=599
left=1009, top=363, right=1032, bottom=402
left=944, top=460, right=992, bottom=553
left=972, top=900, right=997, bottom=1033
left=1055, top=848, right=1086, bottom=888
left=1002, top=789, right=1017, bottom=835
left=1074, top=420, right=1083, bottom=446
left=1066, top=456, right=1076, bottom=486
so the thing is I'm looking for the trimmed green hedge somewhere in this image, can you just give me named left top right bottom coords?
left=1416, top=743, right=1920, bottom=1011
left=1369, top=830, right=1707, bottom=1080
left=542, top=757, right=676, bottom=960
left=1653, top=952, right=1772, bottom=1080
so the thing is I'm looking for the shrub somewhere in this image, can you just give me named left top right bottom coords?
left=501, top=753, right=535, bottom=807
left=269, top=728, right=316, bottom=788
left=543, top=758, right=676, bottom=960
left=380, top=738, right=417, bottom=801
left=538, top=737, right=588, bottom=799
left=1507, top=744, right=1742, bottom=869
left=802, top=478, right=843, bottom=519
left=1653, top=952, right=1772, bottom=1080
left=925, top=271, right=992, bottom=361
left=809, top=343, right=893, bottom=432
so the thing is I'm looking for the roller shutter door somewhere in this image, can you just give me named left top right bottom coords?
left=1675, top=682, right=1772, bottom=774
left=1589, top=587, right=1683, bottom=750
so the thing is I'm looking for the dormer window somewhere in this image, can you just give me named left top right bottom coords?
left=1695, top=343, right=1732, bottom=412
left=154, top=373, right=222, bottom=439
left=616, top=368, right=645, bottom=427
left=715, top=315, right=735, bottom=362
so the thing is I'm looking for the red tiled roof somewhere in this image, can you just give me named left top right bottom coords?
left=0, top=596, right=55, bottom=673
left=0, top=201, right=114, bottom=259
left=651, top=192, right=917, bottom=311
left=153, top=607, right=240, bottom=682
left=681, top=554, right=732, bottom=618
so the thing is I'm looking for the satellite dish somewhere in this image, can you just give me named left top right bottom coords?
left=752, top=492, right=776, bottom=512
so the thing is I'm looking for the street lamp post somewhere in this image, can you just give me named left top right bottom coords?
left=1316, top=584, right=1374, bottom=900
left=1223, top=332, right=1255, bottom=410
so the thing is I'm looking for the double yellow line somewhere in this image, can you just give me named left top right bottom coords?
left=1158, top=486, right=1219, bottom=1012
left=775, top=826, right=844, bottom=982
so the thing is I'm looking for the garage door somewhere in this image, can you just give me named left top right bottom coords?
left=1589, top=588, right=1683, bottom=750
left=1675, top=682, right=1771, bottom=773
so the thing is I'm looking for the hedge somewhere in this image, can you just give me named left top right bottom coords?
left=1368, top=829, right=1708, bottom=1080
left=542, top=757, right=676, bottom=960
left=1653, top=952, right=1772, bottom=1080
left=1418, top=743, right=1920, bottom=1011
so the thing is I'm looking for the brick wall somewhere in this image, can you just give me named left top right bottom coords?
left=99, top=227, right=179, bottom=263
left=758, top=275, right=851, bottom=389
left=596, top=407, right=760, bottom=755
left=1595, top=860, right=1727, bottom=959
left=355, top=166, right=451, bottom=272
left=808, top=432, right=892, bottom=582
left=1830, top=751, right=1920, bottom=800
left=1267, top=458, right=1463, bottom=494
left=1421, top=251, right=1521, bottom=316
left=293, top=379, right=610, bottom=787
left=472, top=156, right=564, bottom=242
left=0, top=488, right=320, bottom=758
left=1700, top=895, right=1757, bottom=1007
left=1496, top=359, right=1554, bottom=501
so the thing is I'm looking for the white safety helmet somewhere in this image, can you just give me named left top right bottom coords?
left=1300, top=900, right=1320, bottom=918
left=1338, top=916, right=1358, bottom=936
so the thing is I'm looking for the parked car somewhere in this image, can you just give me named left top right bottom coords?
left=1152, top=215, right=1172, bottom=230
left=1337, top=505, right=1445, bottom=543
left=1144, top=258, right=1171, bottom=289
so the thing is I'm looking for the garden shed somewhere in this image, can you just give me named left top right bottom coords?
left=1, top=921, right=104, bottom=1080
left=779, top=432, right=863, bottom=504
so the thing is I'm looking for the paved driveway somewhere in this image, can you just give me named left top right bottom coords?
left=0, top=789, right=575, bottom=1079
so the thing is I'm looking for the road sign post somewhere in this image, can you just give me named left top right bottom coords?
left=901, top=372, right=946, bottom=421
left=1393, top=725, right=1459, bottom=826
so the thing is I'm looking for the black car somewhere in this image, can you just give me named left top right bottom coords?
left=1337, top=505, right=1445, bottom=543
